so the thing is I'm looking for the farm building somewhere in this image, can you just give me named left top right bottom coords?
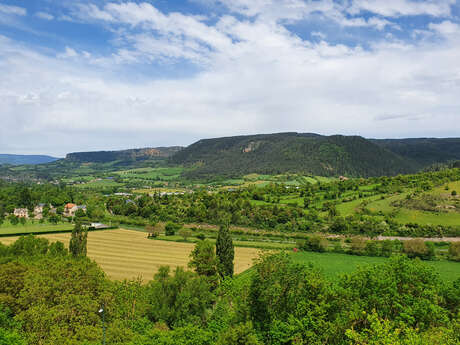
left=63, top=203, right=87, bottom=217
left=13, top=208, right=29, bottom=218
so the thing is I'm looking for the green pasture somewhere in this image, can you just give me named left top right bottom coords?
left=290, top=251, right=460, bottom=283
left=75, top=179, right=123, bottom=189
left=394, top=208, right=460, bottom=226
left=0, top=221, right=73, bottom=235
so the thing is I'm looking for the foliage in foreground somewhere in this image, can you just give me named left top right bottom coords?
left=0, top=235, right=458, bottom=344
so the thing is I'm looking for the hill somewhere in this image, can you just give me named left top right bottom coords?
left=65, top=146, right=183, bottom=163
left=170, top=132, right=419, bottom=179
left=0, top=154, right=59, bottom=165
left=371, top=138, right=460, bottom=166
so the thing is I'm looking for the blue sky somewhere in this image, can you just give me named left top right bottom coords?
left=0, top=0, right=459, bottom=155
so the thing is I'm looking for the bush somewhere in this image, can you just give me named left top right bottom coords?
left=349, top=237, right=366, bottom=255
left=196, top=233, right=206, bottom=241
left=178, top=228, right=192, bottom=241
left=298, top=235, right=328, bottom=252
left=403, top=239, right=434, bottom=260
left=448, top=242, right=460, bottom=261
left=380, top=240, right=394, bottom=257
left=165, top=222, right=182, bottom=236
left=332, top=241, right=344, bottom=253
left=364, top=240, right=379, bottom=257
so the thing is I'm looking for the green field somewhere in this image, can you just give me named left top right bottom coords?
left=291, top=251, right=460, bottom=283
left=0, top=222, right=74, bottom=235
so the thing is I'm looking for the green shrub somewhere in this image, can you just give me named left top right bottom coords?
left=364, top=240, right=379, bottom=257
left=403, top=239, right=434, bottom=260
left=165, top=222, right=182, bottom=236
left=299, top=235, right=328, bottom=253
left=349, top=237, right=367, bottom=256
left=448, top=242, right=460, bottom=261
left=380, top=240, right=394, bottom=257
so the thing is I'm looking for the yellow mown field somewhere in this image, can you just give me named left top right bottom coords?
left=0, top=229, right=260, bottom=282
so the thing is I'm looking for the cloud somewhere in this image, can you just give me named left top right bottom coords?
left=0, top=4, right=26, bottom=16
left=57, top=47, right=79, bottom=58
left=0, top=2, right=460, bottom=155
left=35, top=11, right=54, bottom=20
left=348, top=0, right=455, bottom=18
left=429, top=20, right=460, bottom=36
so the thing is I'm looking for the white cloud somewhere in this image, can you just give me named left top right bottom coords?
left=57, top=47, right=79, bottom=58
left=429, top=20, right=460, bottom=36
left=348, top=0, right=455, bottom=18
left=0, top=2, right=460, bottom=155
left=35, top=12, right=54, bottom=20
left=0, top=4, right=26, bottom=16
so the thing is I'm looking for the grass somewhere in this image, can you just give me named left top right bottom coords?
left=0, top=229, right=260, bottom=282
left=0, top=222, right=74, bottom=235
left=394, top=208, right=460, bottom=226
left=291, top=251, right=460, bottom=283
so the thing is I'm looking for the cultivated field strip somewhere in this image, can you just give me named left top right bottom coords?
left=0, top=229, right=259, bottom=282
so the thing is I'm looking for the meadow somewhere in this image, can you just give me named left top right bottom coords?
left=290, top=251, right=460, bottom=283
left=0, top=229, right=260, bottom=281
left=0, top=221, right=74, bottom=236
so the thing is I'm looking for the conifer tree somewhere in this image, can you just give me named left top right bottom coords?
left=216, top=222, right=234, bottom=278
left=69, top=222, right=88, bottom=257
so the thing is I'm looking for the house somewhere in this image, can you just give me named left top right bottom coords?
left=63, top=203, right=77, bottom=217
left=34, top=203, right=46, bottom=220
left=63, top=203, right=87, bottom=217
left=14, top=208, right=29, bottom=219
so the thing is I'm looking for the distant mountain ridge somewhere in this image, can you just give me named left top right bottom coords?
left=0, top=154, right=59, bottom=165
left=65, top=147, right=183, bottom=163
left=170, top=132, right=420, bottom=178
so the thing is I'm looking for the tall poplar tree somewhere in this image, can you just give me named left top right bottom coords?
left=216, top=223, right=234, bottom=278
left=69, top=222, right=88, bottom=257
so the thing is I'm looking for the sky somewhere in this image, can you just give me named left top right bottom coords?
left=0, top=0, right=459, bottom=156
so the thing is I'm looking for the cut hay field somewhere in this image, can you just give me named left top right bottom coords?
left=0, top=229, right=260, bottom=282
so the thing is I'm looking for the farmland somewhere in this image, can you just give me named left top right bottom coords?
left=0, top=229, right=260, bottom=281
left=291, top=251, right=460, bottom=283
left=0, top=221, right=74, bottom=235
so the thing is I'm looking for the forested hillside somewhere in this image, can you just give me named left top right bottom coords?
left=66, top=146, right=183, bottom=163
left=0, top=154, right=58, bottom=165
left=372, top=138, right=460, bottom=166
left=171, top=133, right=418, bottom=179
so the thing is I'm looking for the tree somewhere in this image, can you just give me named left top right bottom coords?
left=48, top=214, right=60, bottom=225
left=189, top=240, right=218, bottom=279
left=69, top=222, right=88, bottom=257
left=448, top=242, right=460, bottom=261
left=216, top=223, right=234, bottom=278
left=165, top=222, right=181, bottom=236
left=178, top=228, right=192, bottom=242
left=8, top=215, right=18, bottom=226
left=217, top=322, right=262, bottom=345
left=145, top=224, right=160, bottom=238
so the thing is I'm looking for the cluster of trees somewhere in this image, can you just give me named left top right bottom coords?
left=105, top=168, right=460, bottom=238
left=0, top=234, right=458, bottom=344
left=297, top=234, right=460, bottom=262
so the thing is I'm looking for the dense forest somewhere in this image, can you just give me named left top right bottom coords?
left=66, top=147, right=183, bottom=163
left=371, top=138, right=460, bottom=167
left=171, top=133, right=423, bottom=179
